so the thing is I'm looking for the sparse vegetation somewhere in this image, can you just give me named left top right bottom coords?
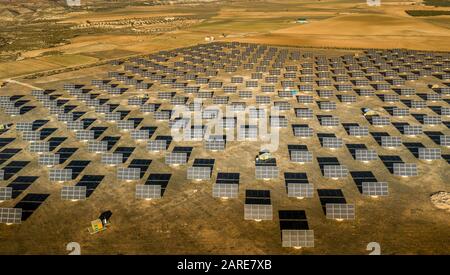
left=423, top=0, right=450, bottom=7
left=406, top=10, right=450, bottom=16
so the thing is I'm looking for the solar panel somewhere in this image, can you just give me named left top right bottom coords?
left=323, top=165, right=348, bottom=178
left=76, top=130, right=95, bottom=141
left=293, top=125, right=313, bottom=137
left=0, top=169, right=4, bottom=180
left=355, top=149, right=378, bottom=161
left=404, top=125, right=423, bottom=135
left=16, top=122, right=32, bottom=132
left=0, top=208, right=22, bottom=224
left=29, top=141, right=50, bottom=153
left=441, top=135, right=450, bottom=146
left=282, top=230, right=314, bottom=248
left=187, top=166, right=211, bottom=180
left=320, top=117, right=339, bottom=127
left=117, top=120, right=135, bottom=131
left=49, top=168, right=72, bottom=182
left=349, top=126, right=369, bottom=136
left=319, top=101, right=337, bottom=111
left=0, top=187, right=12, bottom=201
left=244, top=204, right=273, bottom=221
left=38, top=153, right=60, bottom=166
left=423, top=116, right=442, bottom=125
left=285, top=173, right=312, bottom=198
left=418, top=148, right=441, bottom=160
left=255, top=165, right=278, bottom=179
left=290, top=150, right=313, bottom=163
left=322, top=137, right=343, bottom=148
left=88, top=141, right=108, bottom=153
left=362, top=182, right=389, bottom=197
left=393, top=163, right=418, bottom=176
left=295, top=108, right=313, bottom=119
left=325, top=204, right=355, bottom=220
left=393, top=108, right=409, bottom=117
left=22, top=131, right=40, bottom=142
left=61, top=186, right=87, bottom=201
left=381, top=136, right=402, bottom=147
left=372, top=116, right=390, bottom=126
left=165, top=152, right=187, bottom=165
left=270, top=116, right=288, bottom=127
left=212, top=183, right=238, bottom=199
left=101, top=153, right=123, bottom=165
left=117, top=167, right=141, bottom=180
left=136, top=185, right=161, bottom=199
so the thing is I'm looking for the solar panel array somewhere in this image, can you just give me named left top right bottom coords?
left=0, top=42, right=448, bottom=250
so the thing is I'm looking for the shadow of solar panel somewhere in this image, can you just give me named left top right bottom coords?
left=56, top=147, right=77, bottom=164
left=2, top=161, right=30, bottom=180
left=0, top=208, right=22, bottom=224
left=61, top=186, right=87, bottom=201
left=48, top=137, right=67, bottom=151
left=114, top=147, right=135, bottom=162
left=0, top=138, right=15, bottom=150
left=284, top=172, right=313, bottom=198
left=349, top=170, right=377, bottom=193
left=362, top=182, right=388, bottom=197
left=14, top=193, right=49, bottom=221
left=144, top=173, right=171, bottom=197
left=75, top=175, right=104, bottom=197
left=279, top=210, right=314, bottom=248
left=244, top=189, right=272, bottom=220
left=0, top=187, right=13, bottom=201
left=379, top=155, right=403, bottom=173
left=65, top=160, right=90, bottom=179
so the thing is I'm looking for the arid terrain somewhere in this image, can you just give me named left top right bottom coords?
left=0, top=0, right=449, bottom=255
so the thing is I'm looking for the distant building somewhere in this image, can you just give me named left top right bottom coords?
left=296, top=18, right=308, bottom=24
left=367, top=0, right=381, bottom=7
left=66, top=0, right=81, bottom=7
left=205, top=36, right=215, bottom=42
